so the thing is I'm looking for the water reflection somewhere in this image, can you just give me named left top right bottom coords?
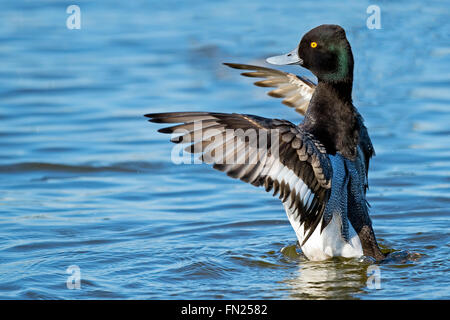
left=280, top=247, right=369, bottom=299
left=279, top=245, right=425, bottom=299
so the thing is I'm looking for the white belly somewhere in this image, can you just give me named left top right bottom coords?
left=283, top=203, right=363, bottom=261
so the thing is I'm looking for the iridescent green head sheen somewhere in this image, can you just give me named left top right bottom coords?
left=297, top=24, right=354, bottom=83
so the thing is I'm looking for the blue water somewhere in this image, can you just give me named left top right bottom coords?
left=0, top=0, right=449, bottom=299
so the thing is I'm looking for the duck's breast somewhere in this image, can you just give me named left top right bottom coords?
left=283, top=153, right=363, bottom=260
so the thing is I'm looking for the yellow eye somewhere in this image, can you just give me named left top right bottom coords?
left=311, top=42, right=317, bottom=48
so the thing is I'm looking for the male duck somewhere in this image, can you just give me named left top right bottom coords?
left=145, top=25, right=385, bottom=261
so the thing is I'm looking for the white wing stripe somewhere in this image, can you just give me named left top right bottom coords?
left=306, top=191, right=315, bottom=210
left=275, top=166, right=290, bottom=183
left=265, top=158, right=318, bottom=217
left=303, top=189, right=312, bottom=207
left=283, top=170, right=295, bottom=188
left=287, top=169, right=299, bottom=190
left=299, top=182, right=309, bottom=200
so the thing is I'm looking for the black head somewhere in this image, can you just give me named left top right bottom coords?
left=298, top=25, right=354, bottom=82
left=267, top=24, right=354, bottom=83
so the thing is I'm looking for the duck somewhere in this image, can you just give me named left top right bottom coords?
left=145, top=24, right=386, bottom=261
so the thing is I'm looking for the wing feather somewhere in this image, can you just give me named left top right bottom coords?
left=224, top=63, right=315, bottom=115
left=146, top=112, right=332, bottom=244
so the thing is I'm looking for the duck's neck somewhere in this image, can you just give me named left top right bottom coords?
left=319, top=79, right=353, bottom=102
left=303, top=79, right=359, bottom=159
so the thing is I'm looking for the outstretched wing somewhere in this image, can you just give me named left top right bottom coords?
left=224, top=63, right=316, bottom=115
left=145, top=112, right=333, bottom=244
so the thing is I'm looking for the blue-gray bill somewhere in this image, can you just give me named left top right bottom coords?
left=266, top=46, right=303, bottom=65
